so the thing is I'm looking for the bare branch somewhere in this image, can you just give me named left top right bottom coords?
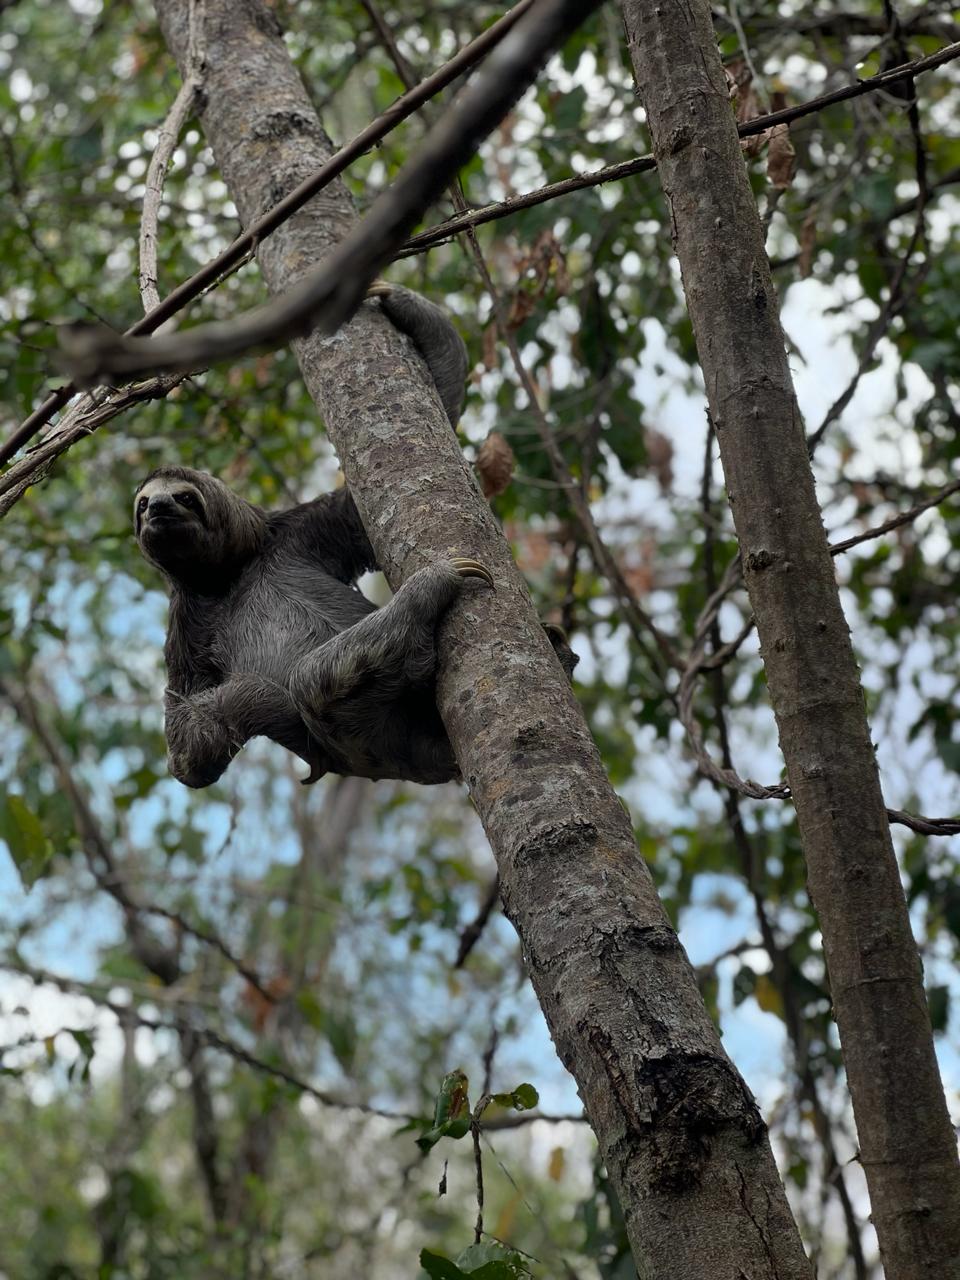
left=0, top=374, right=187, bottom=516
left=454, top=874, right=501, bottom=968
left=0, top=0, right=537, bottom=467
left=676, top=456, right=960, bottom=835
left=139, top=0, right=207, bottom=312
left=57, top=0, right=607, bottom=386
left=828, top=475, right=960, bottom=556
left=397, top=39, right=960, bottom=256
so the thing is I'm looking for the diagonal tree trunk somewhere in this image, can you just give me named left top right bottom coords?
left=619, top=2, right=960, bottom=1275
left=151, top=3, right=813, bottom=1274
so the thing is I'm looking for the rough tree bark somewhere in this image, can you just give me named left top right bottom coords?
left=151, top=2, right=813, bottom=1274
left=620, top=2, right=960, bottom=1276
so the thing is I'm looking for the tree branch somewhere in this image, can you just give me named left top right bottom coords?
left=0, top=0, right=537, bottom=466
left=396, top=39, right=960, bottom=256
left=58, top=0, right=607, bottom=385
left=138, top=0, right=207, bottom=312
left=4, top=37, right=958, bottom=479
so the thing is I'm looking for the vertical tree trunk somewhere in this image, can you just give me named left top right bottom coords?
left=152, top=3, right=813, bottom=1274
left=620, top=2, right=960, bottom=1274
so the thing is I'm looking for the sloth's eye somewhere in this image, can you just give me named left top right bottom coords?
left=175, top=491, right=199, bottom=510
left=136, top=497, right=148, bottom=514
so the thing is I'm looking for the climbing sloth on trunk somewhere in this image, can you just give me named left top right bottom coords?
left=135, top=464, right=499, bottom=788
left=133, top=285, right=575, bottom=788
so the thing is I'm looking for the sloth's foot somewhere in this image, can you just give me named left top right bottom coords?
left=451, top=557, right=494, bottom=588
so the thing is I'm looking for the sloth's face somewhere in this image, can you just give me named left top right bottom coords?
left=135, top=475, right=211, bottom=573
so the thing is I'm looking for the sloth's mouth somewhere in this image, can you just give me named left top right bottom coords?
left=144, top=512, right=192, bottom=533
left=146, top=508, right=190, bottom=523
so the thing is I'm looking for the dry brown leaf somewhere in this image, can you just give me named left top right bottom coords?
left=726, top=58, right=766, bottom=155
left=727, top=62, right=797, bottom=180
left=644, top=427, right=674, bottom=492
left=766, top=122, right=796, bottom=190
left=505, top=228, right=571, bottom=329
left=506, top=289, right=538, bottom=329
left=241, top=973, right=291, bottom=1034
left=475, top=430, right=515, bottom=499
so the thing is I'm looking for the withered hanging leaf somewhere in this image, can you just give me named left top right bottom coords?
left=506, top=228, right=571, bottom=329
left=727, top=62, right=797, bottom=182
left=644, top=427, right=674, bottom=492
left=506, top=289, right=538, bottom=329
left=475, top=430, right=515, bottom=499
left=725, top=57, right=754, bottom=107
left=766, top=123, right=796, bottom=190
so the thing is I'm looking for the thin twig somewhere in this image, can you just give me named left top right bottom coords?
left=139, top=0, right=206, bottom=312
left=678, top=556, right=789, bottom=799
left=2, top=677, right=277, bottom=998
left=677, top=442, right=960, bottom=834
left=827, top=474, right=960, bottom=556
left=0, top=373, right=188, bottom=515
left=472, top=1116, right=485, bottom=1244
left=397, top=39, right=960, bottom=256
left=455, top=874, right=501, bottom=968
left=8, top=963, right=418, bottom=1120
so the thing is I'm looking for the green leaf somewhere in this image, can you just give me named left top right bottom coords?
left=490, top=1082, right=539, bottom=1112
left=0, top=793, right=54, bottom=889
left=417, top=1069, right=471, bottom=1152
left=732, top=965, right=757, bottom=1007
left=455, top=1241, right=532, bottom=1275
left=420, top=1249, right=469, bottom=1279
left=465, top=1266, right=528, bottom=1279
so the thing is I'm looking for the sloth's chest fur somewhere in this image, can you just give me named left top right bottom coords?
left=208, top=551, right=377, bottom=685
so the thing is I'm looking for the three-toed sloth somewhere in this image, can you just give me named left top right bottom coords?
left=135, top=284, right=575, bottom=789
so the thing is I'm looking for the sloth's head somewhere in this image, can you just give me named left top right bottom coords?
left=134, top=466, right=266, bottom=589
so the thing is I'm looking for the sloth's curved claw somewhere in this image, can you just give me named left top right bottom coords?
left=451, top=558, right=494, bottom=588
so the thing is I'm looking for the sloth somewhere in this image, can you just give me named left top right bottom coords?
left=134, top=284, right=575, bottom=789
left=136, top=464, right=496, bottom=787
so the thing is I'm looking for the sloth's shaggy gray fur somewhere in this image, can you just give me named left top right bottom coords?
left=135, top=465, right=495, bottom=787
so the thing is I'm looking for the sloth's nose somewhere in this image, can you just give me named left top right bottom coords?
left=148, top=493, right=177, bottom=513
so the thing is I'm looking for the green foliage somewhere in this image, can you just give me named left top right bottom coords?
left=488, top=1083, right=538, bottom=1113
left=0, top=792, right=54, bottom=888
left=421, top=1241, right=533, bottom=1278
